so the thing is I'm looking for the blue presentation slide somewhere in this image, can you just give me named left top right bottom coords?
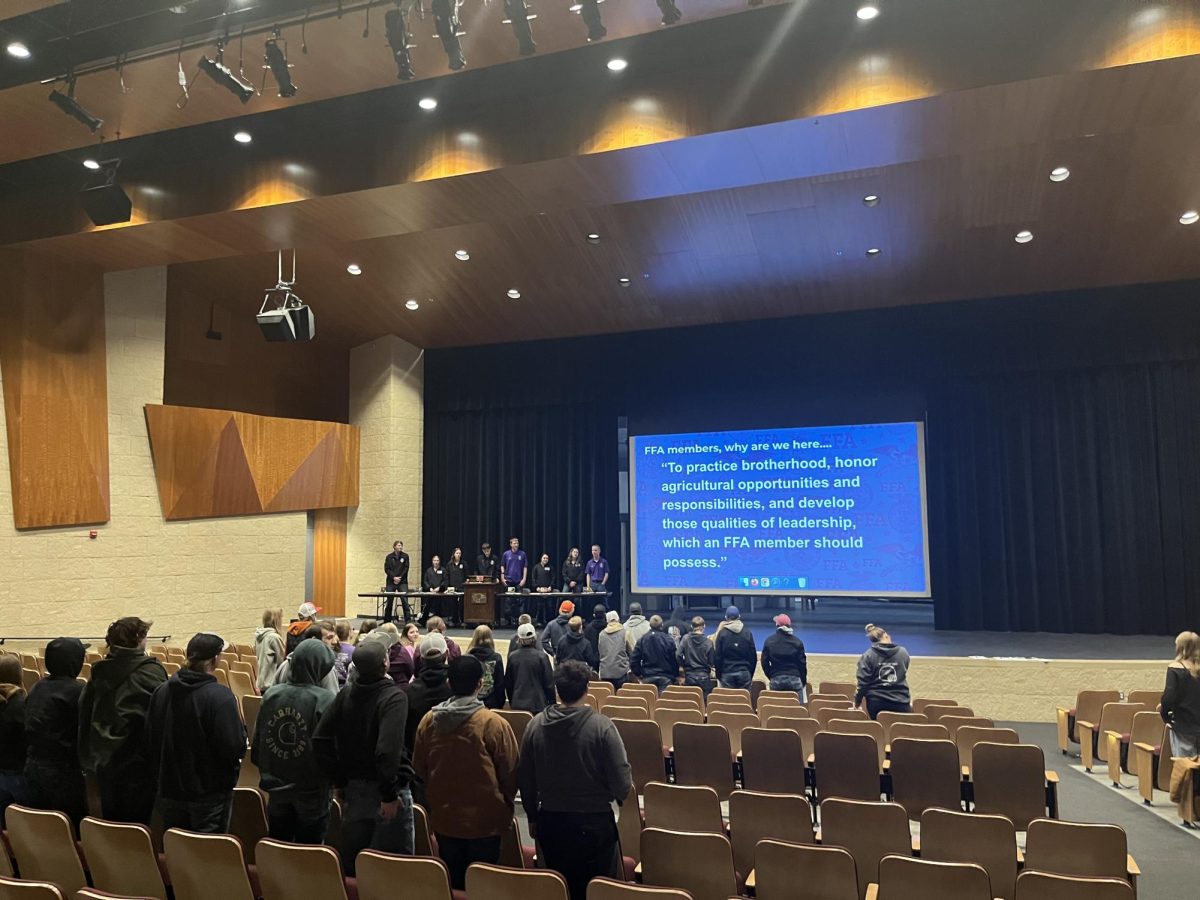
left=629, top=422, right=930, bottom=596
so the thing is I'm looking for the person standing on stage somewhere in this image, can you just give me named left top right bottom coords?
left=562, top=548, right=585, bottom=594
left=447, top=548, right=468, bottom=626
left=476, top=542, right=500, bottom=581
left=500, top=538, right=528, bottom=627
left=855, top=624, right=912, bottom=719
left=424, top=555, right=450, bottom=623
left=531, top=553, right=556, bottom=625
left=384, top=541, right=411, bottom=622
left=585, top=545, right=610, bottom=608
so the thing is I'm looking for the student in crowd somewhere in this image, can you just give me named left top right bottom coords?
left=624, top=602, right=651, bottom=645
left=23, top=638, right=87, bottom=827
left=315, top=642, right=413, bottom=874
left=321, top=622, right=349, bottom=686
left=415, top=618, right=461, bottom=675
left=506, top=623, right=556, bottom=714
left=561, top=547, right=585, bottom=594
left=255, top=608, right=286, bottom=692
left=348, top=624, right=397, bottom=687
left=79, top=616, right=167, bottom=824
left=406, top=634, right=453, bottom=756
left=334, top=621, right=355, bottom=685
left=466, top=626, right=506, bottom=709
left=446, top=548, right=468, bottom=626
left=714, top=606, right=757, bottom=690
left=254, top=639, right=337, bottom=843
left=354, top=620, right=379, bottom=646
left=677, top=617, right=715, bottom=697
left=541, top=601, right=575, bottom=657
left=146, top=633, right=246, bottom=833
left=272, top=625, right=339, bottom=695
left=531, top=553, right=556, bottom=625
left=761, top=614, right=808, bottom=700
left=855, top=624, right=912, bottom=719
left=598, top=611, right=634, bottom=690
left=288, top=602, right=321, bottom=654
left=631, top=615, right=680, bottom=693
left=1161, top=630, right=1200, bottom=757
left=583, top=604, right=608, bottom=656
left=413, top=656, right=520, bottom=890
left=556, top=616, right=599, bottom=675
left=519, top=660, right=633, bottom=900
left=0, top=655, right=28, bottom=813
left=388, top=622, right=419, bottom=686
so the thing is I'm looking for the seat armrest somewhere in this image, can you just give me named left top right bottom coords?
left=1133, top=741, right=1156, bottom=753
left=1045, top=770, right=1059, bottom=783
left=1077, top=719, right=1095, bottom=731
left=745, top=870, right=755, bottom=891
left=1127, top=854, right=1140, bottom=878
left=911, top=835, right=920, bottom=854
left=865, top=885, right=879, bottom=900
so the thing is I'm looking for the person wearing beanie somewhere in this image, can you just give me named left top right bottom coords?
left=714, top=606, right=757, bottom=690
left=583, top=603, right=609, bottom=656
left=676, top=617, right=715, bottom=697
left=23, top=637, right=88, bottom=826
left=761, top=614, right=808, bottom=699
left=598, top=610, right=634, bottom=689
left=314, top=641, right=414, bottom=873
left=540, top=600, right=575, bottom=657
left=506, top=623, right=556, bottom=714
left=413, top=656, right=520, bottom=889
left=0, top=654, right=28, bottom=811
left=405, top=633, right=453, bottom=759
left=630, top=615, right=680, bottom=694
left=555, top=616, right=600, bottom=676
left=623, top=602, right=651, bottom=646
left=253, top=639, right=338, bottom=843
left=146, top=633, right=247, bottom=833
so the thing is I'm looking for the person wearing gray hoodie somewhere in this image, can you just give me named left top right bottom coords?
left=623, top=603, right=651, bottom=646
left=519, top=660, right=632, bottom=900
left=255, top=609, right=286, bottom=692
left=676, top=616, right=715, bottom=697
left=597, top=611, right=634, bottom=688
left=855, top=624, right=912, bottom=719
left=713, top=606, right=757, bottom=689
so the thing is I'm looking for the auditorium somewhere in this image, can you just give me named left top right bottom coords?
left=2, top=1, right=1200, bottom=898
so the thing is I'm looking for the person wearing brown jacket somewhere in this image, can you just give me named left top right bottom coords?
left=412, top=655, right=520, bottom=889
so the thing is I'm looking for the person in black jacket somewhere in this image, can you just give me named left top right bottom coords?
left=446, top=548, right=468, bottom=626
left=506, top=624, right=555, bottom=713
left=423, top=555, right=450, bottom=623
left=146, top=633, right=246, bottom=833
left=760, top=614, right=807, bottom=699
left=530, top=553, right=556, bottom=625
left=631, top=616, right=679, bottom=693
left=556, top=617, right=599, bottom=675
left=314, top=641, right=413, bottom=874
left=0, top=655, right=28, bottom=813
left=23, top=638, right=87, bottom=827
left=583, top=604, right=608, bottom=657
left=561, top=548, right=585, bottom=594
left=476, top=543, right=500, bottom=581
left=855, top=624, right=912, bottom=719
left=1160, top=631, right=1200, bottom=758
left=405, top=635, right=454, bottom=753
left=467, top=626, right=507, bottom=709
left=384, top=541, right=412, bottom=622
left=714, top=606, right=757, bottom=689
left=541, top=601, right=575, bottom=657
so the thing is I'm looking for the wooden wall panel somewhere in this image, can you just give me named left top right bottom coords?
left=144, top=404, right=358, bottom=520
left=0, top=250, right=109, bottom=529
left=311, top=507, right=348, bottom=617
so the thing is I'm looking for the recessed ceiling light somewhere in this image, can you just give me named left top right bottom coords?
left=1015, top=229, right=1033, bottom=243
left=405, top=299, right=419, bottom=310
left=233, top=130, right=252, bottom=144
left=346, top=264, right=363, bottom=276
left=1180, top=210, right=1199, bottom=226
left=507, top=288, right=521, bottom=299
left=82, top=158, right=100, bottom=170
left=6, top=42, right=31, bottom=59
left=607, top=58, right=628, bottom=72
left=586, top=232, right=601, bottom=244
left=865, top=247, right=881, bottom=256
left=418, top=97, right=438, bottom=110
left=863, top=195, right=880, bottom=207
left=454, top=249, right=470, bottom=261
left=856, top=5, right=880, bottom=20
left=618, top=276, right=631, bottom=287
left=1049, top=166, right=1070, bottom=182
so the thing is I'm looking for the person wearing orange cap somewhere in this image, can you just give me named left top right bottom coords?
left=540, top=600, right=575, bottom=656
left=287, top=602, right=322, bottom=654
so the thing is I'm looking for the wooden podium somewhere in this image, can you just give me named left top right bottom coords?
left=463, top=580, right=499, bottom=625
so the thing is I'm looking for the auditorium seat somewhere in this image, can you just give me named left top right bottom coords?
left=639, top=829, right=738, bottom=900
left=255, top=839, right=348, bottom=900
left=1023, top=819, right=1135, bottom=885
left=752, top=840, right=858, bottom=900
left=1013, top=871, right=1133, bottom=900
left=1132, top=719, right=1171, bottom=804
left=162, top=663, right=181, bottom=677
left=922, top=705, right=975, bottom=725
left=888, top=723, right=950, bottom=745
left=643, top=783, right=723, bottom=835
left=80, top=663, right=92, bottom=682
left=652, top=709, right=703, bottom=751
left=620, top=684, right=660, bottom=712
left=813, top=732, right=881, bottom=802
left=662, top=685, right=703, bottom=706
left=887, top=738, right=962, bottom=820
left=465, top=863, right=569, bottom=900
left=709, top=687, right=751, bottom=705
left=757, top=703, right=806, bottom=727
left=758, top=689, right=804, bottom=706
left=326, top=796, right=343, bottom=851
left=919, top=808, right=1018, bottom=900
left=76, top=888, right=160, bottom=900
left=587, top=682, right=615, bottom=702
left=956, top=727, right=1019, bottom=775
left=1056, top=691, right=1120, bottom=756
left=818, top=683, right=857, bottom=702
left=0, top=878, right=64, bottom=900
left=163, top=829, right=255, bottom=900
left=818, top=799, right=910, bottom=898
left=1113, top=711, right=1160, bottom=788
left=242, top=694, right=262, bottom=739
left=705, top=711, right=757, bottom=756
left=229, top=788, right=269, bottom=865
left=808, top=699, right=855, bottom=718
left=214, top=668, right=230, bottom=689
left=655, top=698, right=702, bottom=714
left=873, top=854, right=992, bottom=900
left=876, top=712, right=928, bottom=745
left=4, top=806, right=87, bottom=895
left=939, top=716, right=994, bottom=739
left=1123, top=690, right=1159, bottom=709
left=822, top=721, right=885, bottom=770
left=613, top=718, right=669, bottom=793
left=972, top=743, right=1057, bottom=829
left=229, top=659, right=255, bottom=679
left=0, top=837, right=11, bottom=877
left=602, top=697, right=651, bottom=719
left=498, top=817, right=535, bottom=870
left=816, top=708, right=870, bottom=728
left=912, top=699, right=959, bottom=715
left=79, top=818, right=168, bottom=900
left=704, top=701, right=753, bottom=718
left=739, top=727, right=806, bottom=794
left=727, top=790, right=813, bottom=880
left=586, top=877, right=690, bottom=900
left=414, top=805, right=437, bottom=857
left=20, top=669, right=39, bottom=692
left=495, top=709, right=534, bottom=745
left=1078, top=702, right=1144, bottom=773
left=672, top=724, right=736, bottom=800
left=583, top=694, right=599, bottom=712
left=227, top=671, right=256, bottom=714
left=617, top=787, right=643, bottom=864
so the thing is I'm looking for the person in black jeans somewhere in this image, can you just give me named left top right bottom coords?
left=23, top=638, right=88, bottom=829
left=384, top=541, right=411, bottom=622
left=561, top=548, right=585, bottom=595
left=530, top=553, right=556, bottom=625
left=855, top=624, right=912, bottom=719
left=446, top=548, right=468, bottom=626
left=760, top=614, right=808, bottom=700
left=631, top=616, right=679, bottom=693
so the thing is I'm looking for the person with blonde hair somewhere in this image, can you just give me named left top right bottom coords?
left=1161, top=631, right=1200, bottom=757
left=855, top=624, right=911, bottom=719
left=256, top=609, right=286, bottom=692
left=466, top=626, right=506, bottom=709
left=554, top=616, right=599, bottom=675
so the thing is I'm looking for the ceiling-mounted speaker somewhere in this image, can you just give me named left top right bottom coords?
left=80, top=160, right=131, bottom=225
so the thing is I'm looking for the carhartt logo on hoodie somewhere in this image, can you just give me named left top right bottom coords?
left=264, top=706, right=309, bottom=760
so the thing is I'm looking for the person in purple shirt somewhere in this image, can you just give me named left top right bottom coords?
left=585, top=544, right=610, bottom=609
left=500, top=537, right=528, bottom=626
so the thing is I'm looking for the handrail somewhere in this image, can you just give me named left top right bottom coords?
left=0, top=635, right=172, bottom=645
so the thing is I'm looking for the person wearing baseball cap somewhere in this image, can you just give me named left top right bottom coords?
left=23, top=637, right=90, bottom=826
left=714, top=606, right=757, bottom=690
left=505, top=622, right=555, bottom=714
left=404, top=633, right=452, bottom=756
left=146, top=633, right=246, bottom=833
left=288, top=602, right=322, bottom=654
left=761, top=614, right=808, bottom=700
left=539, top=600, right=575, bottom=657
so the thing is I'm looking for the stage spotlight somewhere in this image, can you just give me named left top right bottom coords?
left=656, top=0, right=682, bottom=26
left=80, top=159, right=132, bottom=226
left=198, top=54, right=255, bottom=103
left=264, top=34, right=298, bottom=97
left=579, top=0, right=607, bottom=41
left=432, top=0, right=467, bottom=70
left=48, top=79, right=102, bottom=133
left=258, top=251, right=315, bottom=342
left=503, top=0, right=537, bottom=56
left=384, top=7, right=416, bottom=80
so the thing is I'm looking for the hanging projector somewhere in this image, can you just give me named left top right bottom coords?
left=257, top=250, right=315, bottom=341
